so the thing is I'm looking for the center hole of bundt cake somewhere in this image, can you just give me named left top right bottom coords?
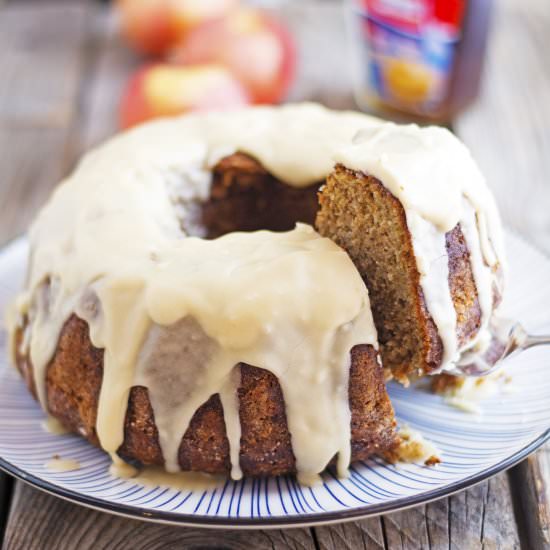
left=194, top=153, right=321, bottom=239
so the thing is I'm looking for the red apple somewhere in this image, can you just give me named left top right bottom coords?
left=171, top=9, right=295, bottom=104
left=115, top=0, right=238, bottom=56
left=119, top=63, right=250, bottom=128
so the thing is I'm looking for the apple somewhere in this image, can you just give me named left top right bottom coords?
left=115, top=0, right=238, bottom=56
left=119, top=63, right=250, bottom=128
left=170, top=8, right=295, bottom=104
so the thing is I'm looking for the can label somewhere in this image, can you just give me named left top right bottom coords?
left=352, top=0, right=466, bottom=113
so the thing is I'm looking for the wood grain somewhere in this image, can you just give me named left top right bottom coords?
left=0, top=2, right=90, bottom=128
left=383, top=478, right=519, bottom=550
left=72, top=9, right=139, bottom=154
left=0, top=0, right=548, bottom=548
left=314, top=516, right=386, bottom=549
left=454, top=0, right=550, bottom=255
left=510, top=446, right=550, bottom=550
left=0, top=473, right=13, bottom=543
left=0, top=1, right=93, bottom=246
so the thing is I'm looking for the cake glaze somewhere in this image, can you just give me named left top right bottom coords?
left=7, top=103, right=504, bottom=481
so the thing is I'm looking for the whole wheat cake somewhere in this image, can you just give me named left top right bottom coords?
left=7, top=103, right=505, bottom=481
left=316, top=165, right=503, bottom=382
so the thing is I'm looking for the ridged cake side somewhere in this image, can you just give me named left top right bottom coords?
left=14, top=315, right=399, bottom=476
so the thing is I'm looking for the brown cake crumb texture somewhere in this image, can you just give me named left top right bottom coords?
left=316, top=165, right=494, bottom=382
left=15, top=153, right=402, bottom=476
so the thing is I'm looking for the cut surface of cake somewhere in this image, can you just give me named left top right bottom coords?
left=7, top=103, right=505, bottom=481
left=316, top=122, right=505, bottom=381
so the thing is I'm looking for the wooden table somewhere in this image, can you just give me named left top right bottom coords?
left=0, top=1, right=549, bottom=548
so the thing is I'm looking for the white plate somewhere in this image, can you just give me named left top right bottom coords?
left=1, top=231, right=549, bottom=528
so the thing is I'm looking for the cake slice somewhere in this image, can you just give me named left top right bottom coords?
left=317, top=167, right=478, bottom=380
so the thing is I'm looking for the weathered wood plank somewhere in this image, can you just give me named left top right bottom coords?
left=3, top=482, right=316, bottom=550
left=313, top=474, right=521, bottom=550
left=454, top=0, right=550, bottom=255
left=0, top=127, right=72, bottom=245
left=73, top=9, right=140, bottom=154
left=0, top=2, right=91, bottom=128
left=376, top=475, right=520, bottom=550
left=449, top=475, right=519, bottom=550
left=0, top=1, right=543, bottom=549
left=509, top=444, right=550, bottom=550
left=314, top=516, right=385, bottom=549
left=482, top=475, right=522, bottom=550
left=423, top=497, right=449, bottom=548
left=0, top=1, right=93, bottom=246
left=0, top=472, right=13, bottom=543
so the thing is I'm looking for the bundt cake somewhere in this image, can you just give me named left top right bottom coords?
left=6, top=103, right=505, bottom=482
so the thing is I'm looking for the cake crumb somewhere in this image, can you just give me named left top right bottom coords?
left=396, top=426, right=441, bottom=466
left=45, top=456, right=81, bottom=472
left=432, top=372, right=512, bottom=415
left=444, top=397, right=483, bottom=415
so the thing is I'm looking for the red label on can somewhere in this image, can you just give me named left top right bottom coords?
left=352, top=0, right=467, bottom=112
